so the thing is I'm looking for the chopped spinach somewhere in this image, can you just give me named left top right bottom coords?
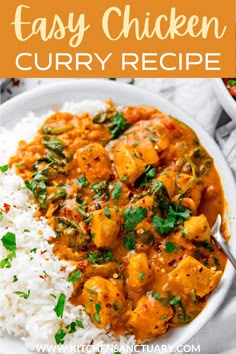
left=109, top=113, right=130, bottom=139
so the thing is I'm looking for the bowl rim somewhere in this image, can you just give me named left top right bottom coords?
left=0, top=79, right=236, bottom=353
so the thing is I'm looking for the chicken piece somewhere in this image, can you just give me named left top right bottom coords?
left=126, top=253, right=153, bottom=289
left=170, top=256, right=222, bottom=297
left=133, top=195, right=154, bottom=211
left=85, top=262, right=118, bottom=279
left=128, top=294, right=173, bottom=343
left=175, top=173, right=204, bottom=208
left=77, top=143, right=112, bottom=183
left=136, top=138, right=159, bottom=165
left=183, top=215, right=211, bottom=242
left=81, top=276, right=126, bottom=328
left=113, top=143, right=146, bottom=185
left=89, top=208, right=121, bottom=248
left=156, top=171, right=176, bottom=198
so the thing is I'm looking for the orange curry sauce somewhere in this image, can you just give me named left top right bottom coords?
left=9, top=102, right=227, bottom=343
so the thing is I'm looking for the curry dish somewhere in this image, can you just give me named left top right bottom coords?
left=10, top=102, right=227, bottom=343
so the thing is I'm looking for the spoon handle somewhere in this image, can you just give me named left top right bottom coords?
left=215, top=236, right=236, bottom=270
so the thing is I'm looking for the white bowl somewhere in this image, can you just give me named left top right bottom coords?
left=0, top=80, right=236, bottom=354
left=212, top=78, right=236, bottom=122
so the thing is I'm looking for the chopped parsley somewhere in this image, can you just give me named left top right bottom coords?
left=13, top=275, right=18, bottom=282
left=152, top=205, right=190, bottom=236
left=0, top=233, right=16, bottom=268
left=0, top=251, right=16, bottom=269
left=66, top=321, right=77, bottom=334
left=161, top=314, right=167, bottom=320
left=14, top=289, right=30, bottom=299
left=181, top=230, right=189, bottom=238
left=196, top=240, right=214, bottom=252
left=112, top=182, right=122, bottom=203
left=55, top=328, right=66, bottom=344
left=68, top=269, right=83, bottom=284
left=87, top=250, right=113, bottom=264
left=30, top=248, right=37, bottom=253
left=135, top=165, right=157, bottom=187
left=114, top=205, right=119, bottom=213
left=152, top=291, right=161, bottom=299
left=122, top=206, right=147, bottom=232
left=124, top=234, right=136, bottom=250
left=1, top=232, right=16, bottom=252
left=77, top=175, right=89, bottom=188
left=91, top=181, right=110, bottom=200
left=150, top=136, right=157, bottom=142
left=169, top=296, right=181, bottom=305
left=76, top=320, right=84, bottom=328
left=54, top=293, right=66, bottom=318
left=94, top=303, right=101, bottom=323
left=104, top=205, right=111, bottom=218
left=138, top=272, right=145, bottom=280
left=121, top=176, right=127, bottom=181
left=0, top=165, right=8, bottom=172
left=0, top=212, right=3, bottom=222
left=165, top=242, right=178, bottom=253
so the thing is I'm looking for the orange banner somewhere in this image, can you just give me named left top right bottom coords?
left=0, top=0, right=235, bottom=77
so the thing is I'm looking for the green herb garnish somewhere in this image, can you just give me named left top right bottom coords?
left=0, top=165, right=8, bottom=172
left=150, top=136, right=157, bottom=142
left=165, top=242, right=178, bottom=253
left=104, top=205, right=111, bottom=218
left=1, top=232, right=16, bottom=252
left=152, top=205, right=190, bottom=236
left=55, top=328, right=66, bottom=345
left=138, top=272, right=145, bottom=280
left=124, top=234, right=136, bottom=250
left=110, top=113, right=130, bottom=139
left=76, top=320, right=84, bottom=328
left=14, top=289, right=30, bottom=299
left=77, top=175, right=89, bottom=188
left=112, top=182, right=122, bottom=203
left=123, top=206, right=147, bottom=232
left=94, top=303, right=101, bottom=323
left=68, top=270, right=83, bottom=284
left=54, top=293, right=66, bottom=318
left=152, top=291, right=161, bottom=299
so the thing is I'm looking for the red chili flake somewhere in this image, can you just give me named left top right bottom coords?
left=11, top=78, right=20, bottom=87
left=163, top=120, right=176, bottom=131
left=40, top=250, right=47, bottom=255
left=3, top=203, right=11, bottom=213
left=120, top=264, right=125, bottom=272
left=39, top=275, right=45, bottom=280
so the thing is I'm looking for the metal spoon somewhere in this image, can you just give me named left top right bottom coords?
left=211, top=214, right=236, bottom=269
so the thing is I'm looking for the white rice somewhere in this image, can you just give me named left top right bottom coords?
left=0, top=100, right=136, bottom=353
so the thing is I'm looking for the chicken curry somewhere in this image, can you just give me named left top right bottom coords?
left=9, top=102, right=227, bottom=343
